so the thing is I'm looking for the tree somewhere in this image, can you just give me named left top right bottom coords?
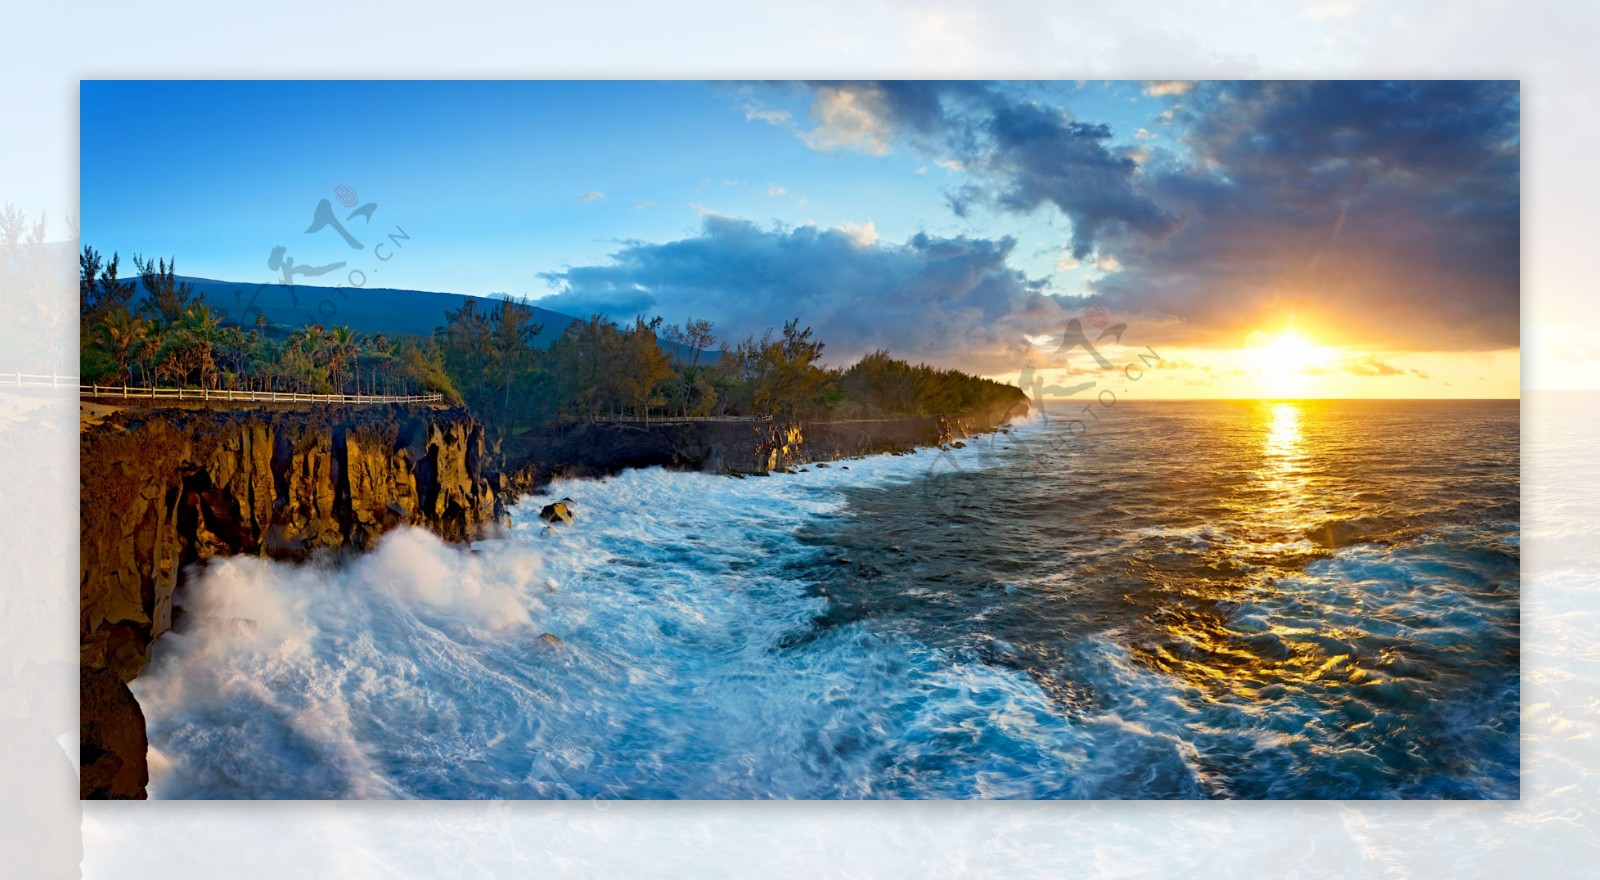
left=133, top=255, right=199, bottom=323
left=486, top=296, right=543, bottom=435
left=743, top=319, right=831, bottom=417
left=95, top=308, right=146, bottom=385
left=440, top=298, right=492, bottom=404
left=81, top=247, right=138, bottom=320
left=664, top=318, right=718, bottom=416
left=328, top=325, right=360, bottom=392
left=617, top=316, right=674, bottom=420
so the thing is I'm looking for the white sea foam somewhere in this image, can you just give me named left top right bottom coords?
left=133, top=439, right=1093, bottom=799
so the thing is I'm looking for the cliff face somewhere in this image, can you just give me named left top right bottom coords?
left=497, top=395, right=1031, bottom=488
left=79, top=391, right=1028, bottom=798
left=79, top=403, right=499, bottom=798
left=81, top=403, right=498, bottom=681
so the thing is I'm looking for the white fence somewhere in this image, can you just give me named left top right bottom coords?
left=1, top=372, right=442, bottom=405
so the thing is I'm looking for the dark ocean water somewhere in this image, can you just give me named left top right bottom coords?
left=134, top=399, right=1519, bottom=799
left=796, top=399, right=1520, bottom=798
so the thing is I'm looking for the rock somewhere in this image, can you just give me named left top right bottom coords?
left=952, top=441, right=966, bottom=449
left=539, top=632, right=564, bottom=647
left=814, top=462, right=829, bottom=468
left=79, top=403, right=501, bottom=797
left=539, top=501, right=575, bottom=525
left=80, top=667, right=148, bottom=799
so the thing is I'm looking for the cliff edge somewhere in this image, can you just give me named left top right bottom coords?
left=79, top=403, right=499, bottom=797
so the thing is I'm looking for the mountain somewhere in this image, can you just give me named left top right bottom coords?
left=134, top=276, right=715, bottom=361
left=160, top=276, right=579, bottom=346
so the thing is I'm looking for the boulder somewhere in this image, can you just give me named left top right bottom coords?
left=540, top=501, right=574, bottom=525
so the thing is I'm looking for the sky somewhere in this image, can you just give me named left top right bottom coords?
left=79, top=79, right=1520, bottom=399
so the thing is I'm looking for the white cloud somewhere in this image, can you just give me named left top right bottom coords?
left=574, top=191, right=606, bottom=202
left=742, top=102, right=793, bottom=127
left=1134, top=128, right=1156, bottom=140
left=1143, top=81, right=1193, bottom=97
left=1095, top=254, right=1122, bottom=271
left=767, top=184, right=787, bottom=197
left=835, top=220, right=879, bottom=247
left=803, top=88, right=895, bottom=155
left=689, top=203, right=738, bottom=220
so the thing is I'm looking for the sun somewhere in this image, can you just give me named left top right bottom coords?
left=1246, top=328, right=1332, bottom=395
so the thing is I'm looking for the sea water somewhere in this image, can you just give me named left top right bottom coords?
left=131, top=400, right=1519, bottom=799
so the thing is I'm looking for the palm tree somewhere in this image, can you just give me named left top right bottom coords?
left=96, top=308, right=146, bottom=386
left=177, top=304, right=223, bottom=388
left=329, top=325, right=359, bottom=393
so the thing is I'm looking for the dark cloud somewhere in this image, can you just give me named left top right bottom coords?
left=537, top=216, right=1065, bottom=372
left=1091, top=81, right=1520, bottom=351
left=776, top=80, right=1519, bottom=352
left=949, top=100, right=1179, bottom=259
left=793, top=82, right=1178, bottom=261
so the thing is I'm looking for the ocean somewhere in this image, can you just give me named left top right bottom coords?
left=130, top=399, right=1520, bottom=799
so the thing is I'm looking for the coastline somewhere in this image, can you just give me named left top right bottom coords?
left=79, top=394, right=1029, bottom=798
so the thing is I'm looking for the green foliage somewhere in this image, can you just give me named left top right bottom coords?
left=80, top=245, right=138, bottom=321
left=76, top=243, right=1025, bottom=432
left=132, top=254, right=199, bottom=323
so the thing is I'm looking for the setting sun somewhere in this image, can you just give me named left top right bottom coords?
left=1246, top=328, right=1333, bottom=395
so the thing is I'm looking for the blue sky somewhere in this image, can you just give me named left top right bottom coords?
left=81, top=80, right=1519, bottom=395
left=80, top=80, right=1174, bottom=298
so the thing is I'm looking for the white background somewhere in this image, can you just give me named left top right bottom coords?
left=1, top=2, right=1595, bottom=876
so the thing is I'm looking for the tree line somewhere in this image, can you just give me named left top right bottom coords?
left=79, top=245, right=1024, bottom=440
left=436, top=294, right=1022, bottom=441
left=79, top=247, right=455, bottom=397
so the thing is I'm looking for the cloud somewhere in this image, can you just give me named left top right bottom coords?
left=802, top=86, right=902, bottom=155
left=1339, top=354, right=1405, bottom=376
left=631, top=201, right=653, bottom=211
left=574, top=191, right=606, bottom=202
left=1089, top=80, right=1520, bottom=350
left=780, top=82, right=1179, bottom=261
left=1143, top=81, right=1193, bottom=96
left=767, top=184, right=787, bottom=197
left=742, top=103, right=793, bottom=127
left=536, top=215, right=1067, bottom=372
left=835, top=220, right=879, bottom=247
left=1134, top=128, right=1156, bottom=140
left=728, top=80, right=1519, bottom=354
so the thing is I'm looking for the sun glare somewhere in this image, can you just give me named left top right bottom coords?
left=1246, top=328, right=1333, bottom=396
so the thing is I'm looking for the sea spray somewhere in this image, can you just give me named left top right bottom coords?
left=132, top=401, right=1518, bottom=799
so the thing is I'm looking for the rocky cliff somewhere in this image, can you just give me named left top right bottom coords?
left=496, top=395, right=1030, bottom=491
left=79, top=403, right=499, bottom=798
left=79, top=391, right=1029, bottom=798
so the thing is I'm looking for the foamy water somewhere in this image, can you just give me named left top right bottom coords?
left=132, top=400, right=1519, bottom=799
